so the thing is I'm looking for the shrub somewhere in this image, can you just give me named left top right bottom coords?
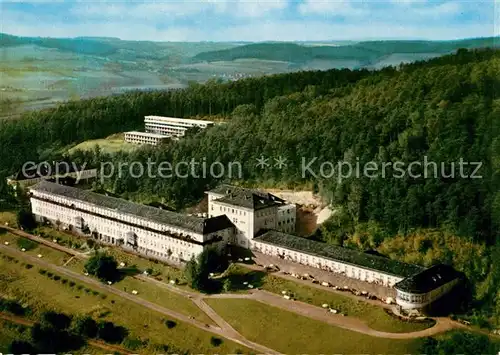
left=84, top=288, right=91, bottom=293
left=165, top=320, right=177, bottom=329
left=47, top=272, right=53, bottom=278
left=92, top=291, right=99, bottom=296
left=123, top=337, right=147, bottom=350
left=24, top=264, right=33, bottom=269
left=210, top=336, right=223, bottom=347
left=77, top=285, right=84, bottom=290
left=53, top=275, right=61, bottom=281
left=39, top=269, right=47, bottom=275
left=61, top=279, right=68, bottom=284
left=16, top=237, right=38, bottom=251
left=97, top=321, right=128, bottom=344
left=69, top=281, right=76, bottom=287
left=73, top=315, right=98, bottom=338
left=41, top=311, right=72, bottom=330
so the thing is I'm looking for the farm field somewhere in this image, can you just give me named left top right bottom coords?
left=205, top=298, right=424, bottom=354
left=0, top=248, right=251, bottom=354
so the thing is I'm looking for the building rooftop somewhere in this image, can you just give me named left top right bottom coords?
left=125, top=131, right=169, bottom=139
left=208, top=184, right=285, bottom=210
left=9, top=161, right=94, bottom=181
left=144, top=115, right=214, bottom=125
left=30, top=181, right=233, bottom=235
left=254, top=230, right=424, bottom=277
left=394, top=264, right=462, bottom=294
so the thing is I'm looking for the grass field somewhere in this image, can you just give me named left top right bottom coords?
left=0, top=320, right=104, bottom=354
left=205, top=298, right=424, bottom=354
left=68, top=133, right=138, bottom=154
left=0, top=232, right=74, bottom=266
left=0, top=212, right=17, bottom=228
left=229, top=265, right=435, bottom=333
left=0, top=250, right=251, bottom=354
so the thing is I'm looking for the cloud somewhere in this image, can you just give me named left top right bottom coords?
left=68, top=0, right=288, bottom=20
left=298, top=0, right=367, bottom=16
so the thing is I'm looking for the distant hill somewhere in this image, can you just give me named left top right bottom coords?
left=191, top=37, right=500, bottom=65
left=0, top=33, right=117, bottom=55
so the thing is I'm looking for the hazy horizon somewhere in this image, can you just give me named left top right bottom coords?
left=1, top=0, right=498, bottom=42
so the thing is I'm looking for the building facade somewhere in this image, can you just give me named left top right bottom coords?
left=7, top=162, right=97, bottom=190
left=28, top=181, right=459, bottom=310
left=394, top=264, right=462, bottom=310
left=206, top=185, right=296, bottom=249
left=145, top=116, right=214, bottom=137
left=124, top=131, right=169, bottom=146
left=30, top=181, right=233, bottom=263
left=251, top=230, right=421, bottom=288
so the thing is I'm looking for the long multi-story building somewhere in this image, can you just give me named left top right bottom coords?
left=145, top=116, right=214, bottom=137
left=28, top=181, right=460, bottom=311
left=124, top=131, right=169, bottom=146
left=30, top=181, right=233, bottom=263
left=206, top=185, right=296, bottom=249
left=250, top=230, right=462, bottom=311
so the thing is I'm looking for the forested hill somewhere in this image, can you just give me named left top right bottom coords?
left=0, top=49, right=499, bottom=325
left=191, top=37, right=499, bottom=64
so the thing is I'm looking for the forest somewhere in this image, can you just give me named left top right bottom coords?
left=0, top=48, right=499, bottom=329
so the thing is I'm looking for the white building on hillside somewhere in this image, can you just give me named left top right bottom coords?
left=206, top=185, right=296, bottom=248
left=124, top=131, right=169, bottom=146
left=250, top=230, right=462, bottom=310
left=29, top=181, right=233, bottom=263
left=144, top=115, right=214, bottom=137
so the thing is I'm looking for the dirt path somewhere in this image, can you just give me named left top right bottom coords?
left=0, top=312, right=129, bottom=354
left=0, top=244, right=281, bottom=355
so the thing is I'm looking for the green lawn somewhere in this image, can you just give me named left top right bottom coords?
left=0, top=250, right=251, bottom=354
left=0, top=232, right=74, bottom=266
left=229, top=265, right=435, bottom=333
left=68, top=134, right=138, bottom=154
left=113, top=277, right=215, bottom=325
left=205, top=298, right=424, bottom=355
left=0, top=212, right=17, bottom=228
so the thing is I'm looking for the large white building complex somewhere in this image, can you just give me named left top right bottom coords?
left=28, top=181, right=460, bottom=311
left=144, top=115, right=214, bottom=137
left=250, top=230, right=462, bottom=311
left=124, top=131, right=169, bottom=146
left=30, top=181, right=233, bottom=263
left=123, top=116, right=214, bottom=145
left=206, top=185, right=297, bottom=249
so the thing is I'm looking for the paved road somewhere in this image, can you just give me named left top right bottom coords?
left=2, top=227, right=469, bottom=341
left=0, top=244, right=281, bottom=355
left=0, top=312, right=129, bottom=354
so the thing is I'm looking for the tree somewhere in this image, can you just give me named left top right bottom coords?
left=8, top=340, right=36, bottom=354
left=184, top=247, right=228, bottom=292
left=97, top=321, right=128, bottom=344
left=16, top=208, right=36, bottom=231
left=41, top=311, right=72, bottom=330
left=222, top=278, right=233, bottom=292
left=84, top=252, right=119, bottom=281
left=73, top=315, right=98, bottom=338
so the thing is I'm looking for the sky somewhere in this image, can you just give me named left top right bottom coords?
left=0, top=0, right=498, bottom=42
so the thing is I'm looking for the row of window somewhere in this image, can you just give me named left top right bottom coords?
left=252, top=242, right=399, bottom=285
left=397, top=292, right=428, bottom=304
